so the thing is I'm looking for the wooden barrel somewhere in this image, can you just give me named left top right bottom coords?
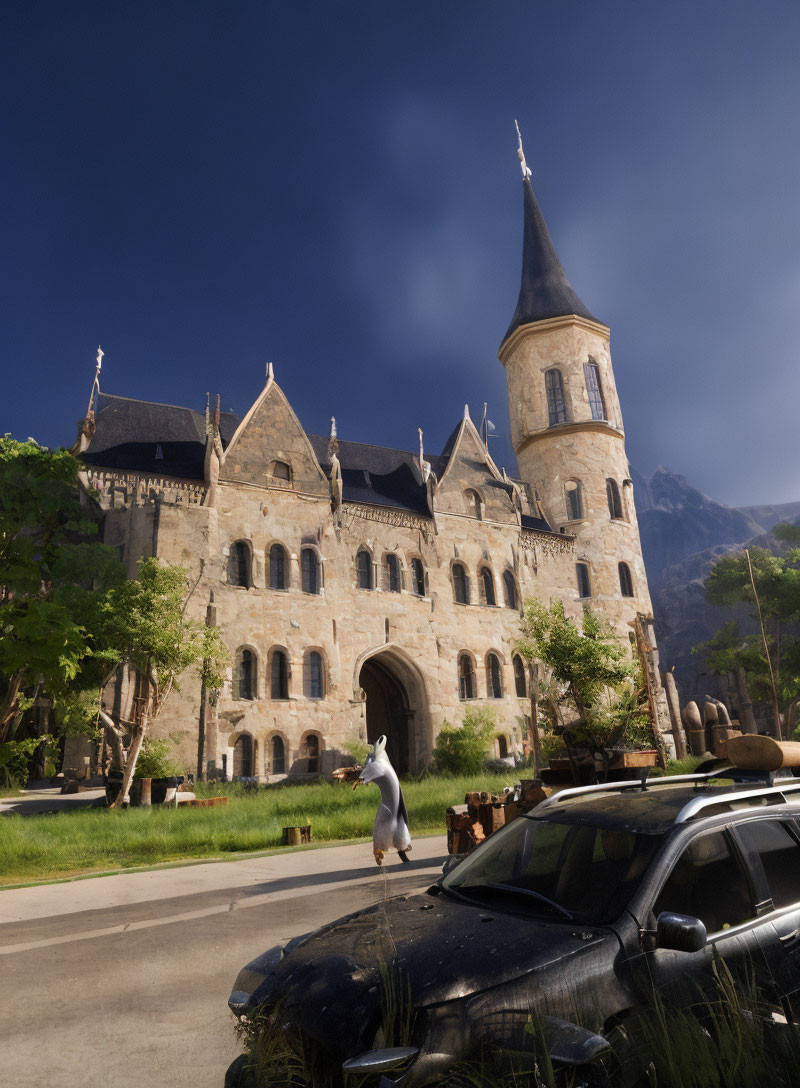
left=726, top=734, right=800, bottom=771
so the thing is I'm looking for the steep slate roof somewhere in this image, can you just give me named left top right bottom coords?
left=83, top=393, right=558, bottom=532
left=82, top=393, right=239, bottom=479
left=501, top=177, right=602, bottom=346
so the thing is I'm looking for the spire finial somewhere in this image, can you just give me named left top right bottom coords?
left=328, top=416, right=339, bottom=459
left=514, top=120, right=532, bottom=181
left=463, top=403, right=471, bottom=421
left=86, top=344, right=103, bottom=417
left=266, top=361, right=274, bottom=381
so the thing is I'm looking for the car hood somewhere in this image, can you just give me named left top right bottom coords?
left=250, top=887, right=612, bottom=1058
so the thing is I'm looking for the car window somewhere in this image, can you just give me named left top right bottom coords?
left=443, top=815, right=662, bottom=924
left=653, top=830, right=756, bottom=934
left=736, top=820, right=800, bottom=910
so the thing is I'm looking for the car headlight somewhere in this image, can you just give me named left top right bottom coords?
left=228, top=933, right=312, bottom=1017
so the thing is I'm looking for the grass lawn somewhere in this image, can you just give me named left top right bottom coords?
left=0, top=772, right=514, bottom=886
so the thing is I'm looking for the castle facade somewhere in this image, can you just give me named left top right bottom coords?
left=71, top=160, right=665, bottom=780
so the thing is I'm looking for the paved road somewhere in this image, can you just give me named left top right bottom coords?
left=0, top=837, right=448, bottom=1088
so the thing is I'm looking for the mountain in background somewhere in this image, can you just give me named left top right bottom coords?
left=633, top=467, right=800, bottom=707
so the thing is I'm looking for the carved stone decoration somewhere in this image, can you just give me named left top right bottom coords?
left=86, top=469, right=207, bottom=509
left=341, top=502, right=435, bottom=544
left=519, top=529, right=573, bottom=557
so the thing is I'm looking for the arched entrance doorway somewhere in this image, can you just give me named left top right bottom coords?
left=232, top=733, right=252, bottom=778
left=359, top=656, right=414, bottom=774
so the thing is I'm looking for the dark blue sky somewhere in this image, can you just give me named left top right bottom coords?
left=3, top=2, right=799, bottom=505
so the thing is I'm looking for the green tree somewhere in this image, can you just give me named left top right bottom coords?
left=514, top=599, right=651, bottom=756
left=432, top=706, right=496, bottom=775
left=698, top=531, right=800, bottom=736
left=101, top=558, right=228, bottom=807
left=0, top=436, right=125, bottom=780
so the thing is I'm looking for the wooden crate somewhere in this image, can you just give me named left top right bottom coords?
left=187, top=796, right=229, bottom=808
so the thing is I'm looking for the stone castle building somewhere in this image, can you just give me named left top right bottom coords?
left=70, top=155, right=666, bottom=780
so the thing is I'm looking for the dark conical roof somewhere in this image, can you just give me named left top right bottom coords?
left=501, top=177, right=602, bottom=345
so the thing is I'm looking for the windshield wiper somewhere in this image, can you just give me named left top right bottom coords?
left=459, top=882, right=573, bottom=920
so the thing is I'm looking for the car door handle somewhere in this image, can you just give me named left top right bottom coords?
left=779, top=928, right=800, bottom=946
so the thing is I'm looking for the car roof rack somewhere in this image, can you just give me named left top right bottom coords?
left=537, top=769, right=798, bottom=811
left=674, top=780, right=800, bottom=824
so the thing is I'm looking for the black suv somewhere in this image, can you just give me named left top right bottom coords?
left=227, top=770, right=800, bottom=1085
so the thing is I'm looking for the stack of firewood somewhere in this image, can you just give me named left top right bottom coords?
left=445, top=779, right=551, bottom=855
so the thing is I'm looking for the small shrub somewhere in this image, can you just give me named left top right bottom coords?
left=342, top=734, right=370, bottom=765
left=432, top=707, right=496, bottom=775
left=134, top=737, right=184, bottom=779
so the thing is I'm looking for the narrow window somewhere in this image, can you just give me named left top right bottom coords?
left=513, top=655, right=527, bottom=697
left=496, top=735, right=509, bottom=759
left=411, top=558, right=425, bottom=597
left=584, top=360, right=607, bottom=421
left=356, top=549, right=372, bottom=590
left=235, top=648, right=255, bottom=700
left=479, top=567, right=496, bottom=606
left=458, top=653, right=476, bottom=700
left=452, top=562, right=470, bottom=605
left=269, top=460, right=292, bottom=487
left=464, top=489, right=482, bottom=519
left=233, top=734, right=253, bottom=778
left=618, top=562, right=634, bottom=598
left=503, top=571, right=517, bottom=610
left=270, top=649, right=289, bottom=699
left=230, top=541, right=251, bottom=588
left=304, top=733, right=320, bottom=773
left=565, top=481, right=584, bottom=521
left=486, top=653, right=503, bottom=698
left=271, top=735, right=285, bottom=774
left=304, top=651, right=324, bottom=699
left=606, top=478, right=623, bottom=519
left=269, top=543, right=287, bottom=590
left=545, top=368, right=567, bottom=426
left=385, top=554, right=401, bottom=593
left=576, top=562, right=591, bottom=599
left=301, top=548, right=319, bottom=594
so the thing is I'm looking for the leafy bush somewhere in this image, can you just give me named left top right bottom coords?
left=342, top=735, right=370, bottom=765
left=431, top=707, right=496, bottom=775
left=133, top=737, right=184, bottom=779
left=0, top=735, right=52, bottom=788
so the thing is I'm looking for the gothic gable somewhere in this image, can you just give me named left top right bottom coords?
left=219, top=376, right=328, bottom=496
left=434, top=415, right=518, bottom=524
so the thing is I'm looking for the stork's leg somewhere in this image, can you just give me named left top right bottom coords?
left=398, top=849, right=410, bottom=864
left=374, top=848, right=385, bottom=867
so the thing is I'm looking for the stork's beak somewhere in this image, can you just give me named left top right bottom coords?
left=352, top=778, right=362, bottom=792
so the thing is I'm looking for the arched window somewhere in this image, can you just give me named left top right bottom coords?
left=452, top=562, right=470, bottom=605
left=576, top=562, right=591, bottom=599
left=356, top=548, right=373, bottom=590
left=385, top=554, right=401, bottom=593
left=513, top=655, right=527, bottom=697
left=496, top=734, right=509, bottom=760
left=303, top=733, right=320, bottom=773
left=565, top=480, right=584, bottom=521
left=268, top=460, right=292, bottom=487
left=479, top=566, right=496, bottom=606
left=503, top=570, right=518, bottom=610
left=584, top=360, right=607, bottom=421
left=234, top=648, right=256, bottom=700
left=486, top=653, right=503, bottom=699
left=410, top=557, right=425, bottom=597
left=270, top=735, right=285, bottom=775
left=464, top=489, right=482, bottom=519
left=303, top=650, right=324, bottom=699
left=606, top=478, right=624, bottom=520
left=545, top=368, right=567, bottom=426
left=229, top=541, right=251, bottom=588
left=301, top=548, right=320, bottom=594
left=619, top=562, right=634, bottom=598
left=269, top=543, right=288, bottom=590
left=458, top=653, right=476, bottom=700
left=270, top=648, right=289, bottom=699
left=232, top=734, right=253, bottom=778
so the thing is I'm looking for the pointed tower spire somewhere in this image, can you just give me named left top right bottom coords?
left=502, top=125, right=601, bottom=346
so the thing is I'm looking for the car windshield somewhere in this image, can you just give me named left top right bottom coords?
left=442, top=814, right=663, bottom=924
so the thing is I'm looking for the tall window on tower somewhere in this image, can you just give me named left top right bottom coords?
left=606, top=479, right=624, bottom=520
left=584, top=360, right=607, bottom=421
left=565, top=480, right=584, bottom=521
left=576, top=562, right=591, bottom=599
left=545, top=368, right=567, bottom=426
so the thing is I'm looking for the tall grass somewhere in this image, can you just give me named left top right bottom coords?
left=0, top=773, right=511, bottom=885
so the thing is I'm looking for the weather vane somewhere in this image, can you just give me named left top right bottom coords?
left=515, top=120, right=532, bottom=180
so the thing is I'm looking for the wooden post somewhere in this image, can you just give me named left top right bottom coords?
left=140, top=777, right=152, bottom=807
left=529, top=661, right=542, bottom=775
left=633, top=616, right=667, bottom=769
left=663, top=670, right=686, bottom=759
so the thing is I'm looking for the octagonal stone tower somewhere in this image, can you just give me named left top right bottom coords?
left=498, top=161, right=653, bottom=635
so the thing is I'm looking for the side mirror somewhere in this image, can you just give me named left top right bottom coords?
left=656, top=911, right=707, bottom=953
left=441, top=854, right=464, bottom=877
